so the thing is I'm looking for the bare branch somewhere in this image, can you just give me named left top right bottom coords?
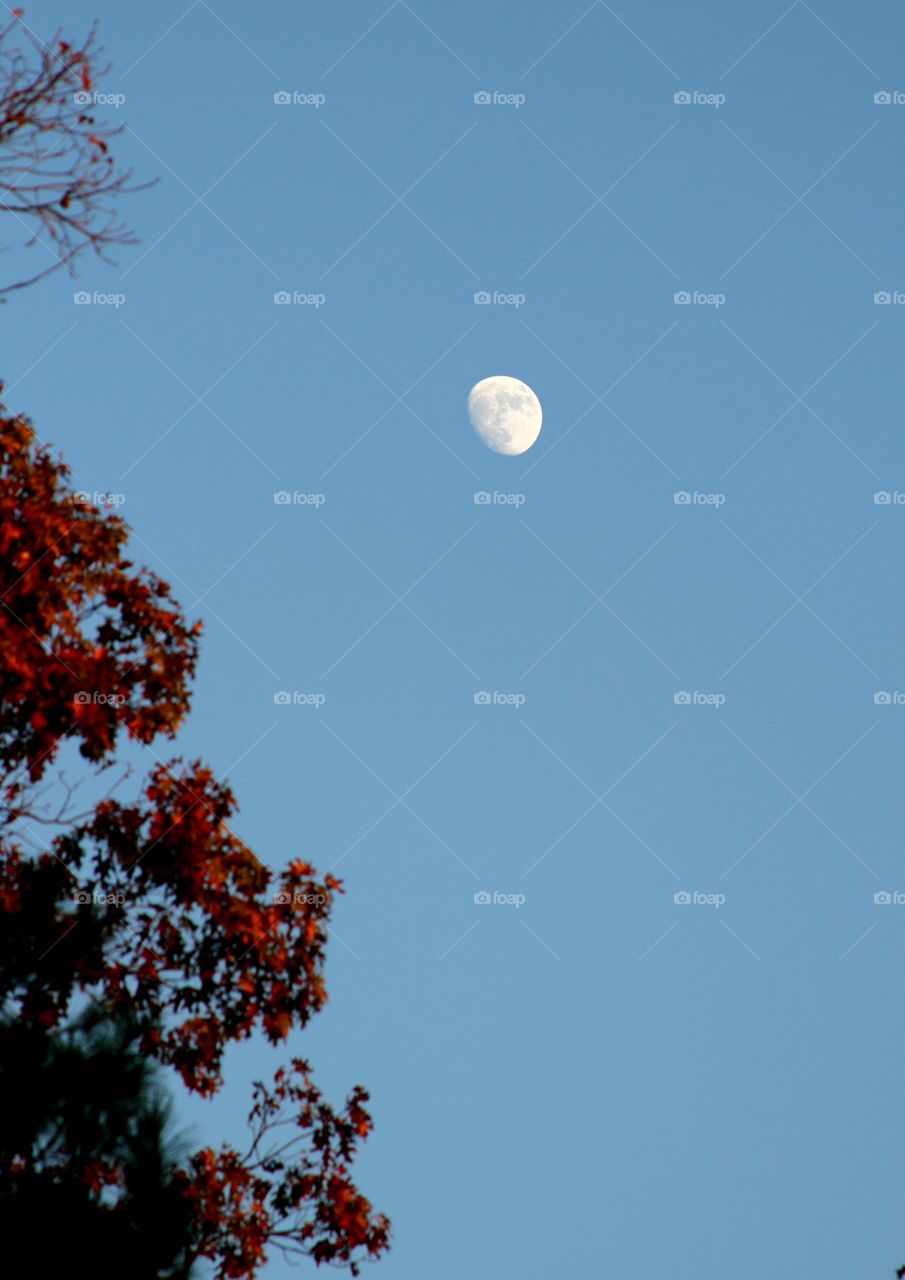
left=0, top=15, right=149, bottom=296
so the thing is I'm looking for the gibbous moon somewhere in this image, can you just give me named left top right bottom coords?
left=467, top=375, right=542, bottom=456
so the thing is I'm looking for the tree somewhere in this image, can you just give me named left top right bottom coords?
left=0, top=13, right=389, bottom=1273
left=0, top=1002, right=197, bottom=1279
left=0, top=12, right=140, bottom=296
left=0, top=410, right=390, bottom=1276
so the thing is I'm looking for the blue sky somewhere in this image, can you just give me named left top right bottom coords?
left=5, top=1, right=905, bottom=1276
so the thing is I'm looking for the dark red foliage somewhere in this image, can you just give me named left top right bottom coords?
left=0, top=413, right=389, bottom=1276
left=0, top=412, right=199, bottom=791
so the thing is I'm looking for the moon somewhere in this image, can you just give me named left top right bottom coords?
left=467, top=375, right=542, bottom=456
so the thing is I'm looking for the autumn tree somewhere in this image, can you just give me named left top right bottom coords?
left=0, top=414, right=390, bottom=1275
left=0, top=11, right=388, bottom=1273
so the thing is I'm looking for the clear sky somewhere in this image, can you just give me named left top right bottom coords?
left=5, top=2, right=905, bottom=1276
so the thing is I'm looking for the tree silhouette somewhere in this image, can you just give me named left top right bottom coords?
left=0, top=1002, right=197, bottom=1279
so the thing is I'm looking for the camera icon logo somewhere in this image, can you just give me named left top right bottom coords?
left=673, top=691, right=691, bottom=705
left=673, top=290, right=691, bottom=304
left=74, top=91, right=92, bottom=106
left=274, top=291, right=292, bottom=304
left=874, top=291, right=892, bottom=304
left=74, top=890, right=92, bottom=904
left=473, top=491, right=491, bottom=505
left=673, top=491, right=691, bottom=504
left=273, top=890, right=292, bottom=904
left=474, top=890, right=492, bottom=904
left=474, top=291, right=491, bottom=304
left=874, top=891, right=892, bottom=904
left=73, top=691, right=91, bottom=704
left=674, top=91, right=692, bottom=105
left=273, top=490, right=291, bottom=504
left=674, top=890, right=692, bottom=904
left=473, top=691, right=491, bottom=705
left=874, top=691, right=892, bottom=704
left=274, top=691, right=291, bottom=704
left=874, top=491, right=892, bottom=504
left=274, top=90, right=292, bottom=104
left=74, top=291, right=91, bottom=305
left=474, top=90, right=492, bottom=104
left=875, top=91, right=892, bottom=104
